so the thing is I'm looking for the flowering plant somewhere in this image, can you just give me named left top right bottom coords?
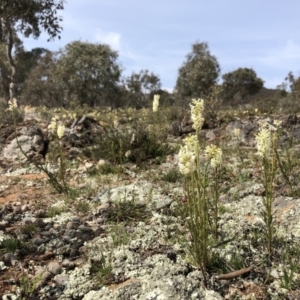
left=178, top=99, right=222, bottom=287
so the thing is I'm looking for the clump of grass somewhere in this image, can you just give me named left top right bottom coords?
left=1, top=238, right=19, bottom=253
left=74, top=200, right=90, bottom=215
left=109, top=225, right=132, bottom=247
left=160, top=168, right=183, bottom=183
left=106, top=197, right=150, bottom=224
left=275, top=239, right=300, bottom=290
left=46, top=205, right=65, bottom=217
left=94, top=163, right=123, bottom=175
left=20, top=223, right=40, bottom=237
left=0, top=238, right=27, bottom=255
left=18, top=272, right=42, bottom=300
left=90, top=117, right=173, bottom=166
left=90, top=256, right=114, bottom=287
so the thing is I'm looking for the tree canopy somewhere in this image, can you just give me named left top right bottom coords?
left=122, top=69, right=161, bottom=108
left=175, top=42, right=220, bottom=100
left=222, top=67, right=264, bottom=103
left=0, top=0, right=65, bottom=99
left=54, top=41, right=122, bottom=107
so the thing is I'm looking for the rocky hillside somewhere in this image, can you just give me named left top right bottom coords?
left=1, top=106, right=300, bottom=299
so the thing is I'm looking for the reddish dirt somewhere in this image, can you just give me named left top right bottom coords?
left=0, top=173, right=50, bottom=206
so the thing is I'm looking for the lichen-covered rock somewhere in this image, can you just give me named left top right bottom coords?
left=2, top=125, right=46, bottom=162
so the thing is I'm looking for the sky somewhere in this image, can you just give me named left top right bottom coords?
left=23, top=0, right=300, bottom=92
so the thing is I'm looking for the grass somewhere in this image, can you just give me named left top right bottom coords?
left=109, top=225, right=132, bottom=247
left=105, top=197, right=151, bottom=224
left=46, top=205, right=65, bottom=217
left=20, top=223, right=40, bottom=237
left=0, top=238, right=28, bottom=255
left=160, top=168, right=183, bottom=183
left=90, top=256, right=114, bottom=287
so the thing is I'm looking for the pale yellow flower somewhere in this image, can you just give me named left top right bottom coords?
left=273, top=119, right=282, bottom=128
left=130, top=133, right=136, bottom=144
left=153, top=94, right=160, bottom=112
left=183, top=134, right=198, bottom=153
left=125, top=150, right=131, bottom=158
left=205, top=144, right=222, bottom=168
left=8, top=98, right=18, bottom=111
left=57, top=124, right=65, bottom=139
left=233, top=128, right=240, bottom=139
left=190, top=98, right=205, bottom=130
left=48, top=116, right=59, bottom=134
left=178, top=145, right=196, bottom=175
left=256, top=126, right=271, bottom=157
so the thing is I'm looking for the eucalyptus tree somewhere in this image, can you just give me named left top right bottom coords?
left=0, top=0, right=65, bottom=99
left=55, top=41, right=122, bottom=107
left=222, top=68, right=264, bottom=103
left=175, top=42, right=220, bottom=100
left=123, top=69, right=162, bottom=108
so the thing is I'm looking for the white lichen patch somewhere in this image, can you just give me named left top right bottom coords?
left=0, top=230, right=9, bottom=244
left=0, top=185, right=9, bottom=192
left=59, top=263, right=96, bottom=299
left=95, top=180, right=175, bottom=210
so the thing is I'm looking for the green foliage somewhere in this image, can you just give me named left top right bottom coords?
left=122, top=69, right=162, bottom=108
left=19, top=273, right=42, bottom=300
left=0, top=238, right=27, bottom=255
left=105, top=194, right=150, bottom=224
left=0, top=0, right=64, bottom=41
left=74, top=200, right=90, bottom=215
left=55, top=41, right=122, bottom=107
left=0, top=97, right=24, bottom=125
left=160, top=168, right=183, bottom=183
left=109, top=225, right=132, bottom=247
left=46, top=205, right=65, bottom=217
left=278, top=241, right=300, bottom=290
left=0, top=0, right=65, bottom=99
left=1, top=238, right=19, bottom=253
left=21, top=50, right=63, bottom=107
left=91, top=256, right=114, bottom=287
left=175, top=42, right=220, bottom=100
left=90, top=119, right=172, bottom=165
left=20, top=223, right=40, bottom=237
left=222, top=67, right=264, bottom=104
left=99, top=164, right=123, bottom=175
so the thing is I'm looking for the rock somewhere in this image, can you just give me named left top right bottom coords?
left=32, top=237, right=45, bottom=246
left=0, top=221, right=9, bottom=231
left=2, top=253, right=17, bottom=266
left=62, top=259, right=75, bottom=270
left=1, top=124, right=47, bottom=163
left=47, top=261, right=62, bottom=275
left=54, top=274, right=69, bottom=287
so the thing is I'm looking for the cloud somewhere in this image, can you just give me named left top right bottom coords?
left=259, top=39, right=300, bottom=70
left=95, top=29, right=121, bottom=51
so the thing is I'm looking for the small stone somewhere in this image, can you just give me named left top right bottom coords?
left=35, top=209, right=46, bottom=218
left=41, top=270, right=52, bottom=282
left=54, top=274, right=69, bottom=287
left=0, top=221, right=9, bottom=231
left=62, top=259, right=75, bottom=270
left=13, top=206, right=22, bottom=215
left=34, top=218, right=46, bottom=228
left=2, top=253, right=17, bottom=266
left=47, top=261, right=62, bottom=275
left=39, top=251, right=55, bottom=261
left=32, top=237, right=45, bottom=246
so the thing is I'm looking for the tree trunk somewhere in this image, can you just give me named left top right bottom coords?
left=3, top=19, right=17, bottom=100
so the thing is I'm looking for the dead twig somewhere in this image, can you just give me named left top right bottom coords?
left=215, top=266, right=253, bottom=280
